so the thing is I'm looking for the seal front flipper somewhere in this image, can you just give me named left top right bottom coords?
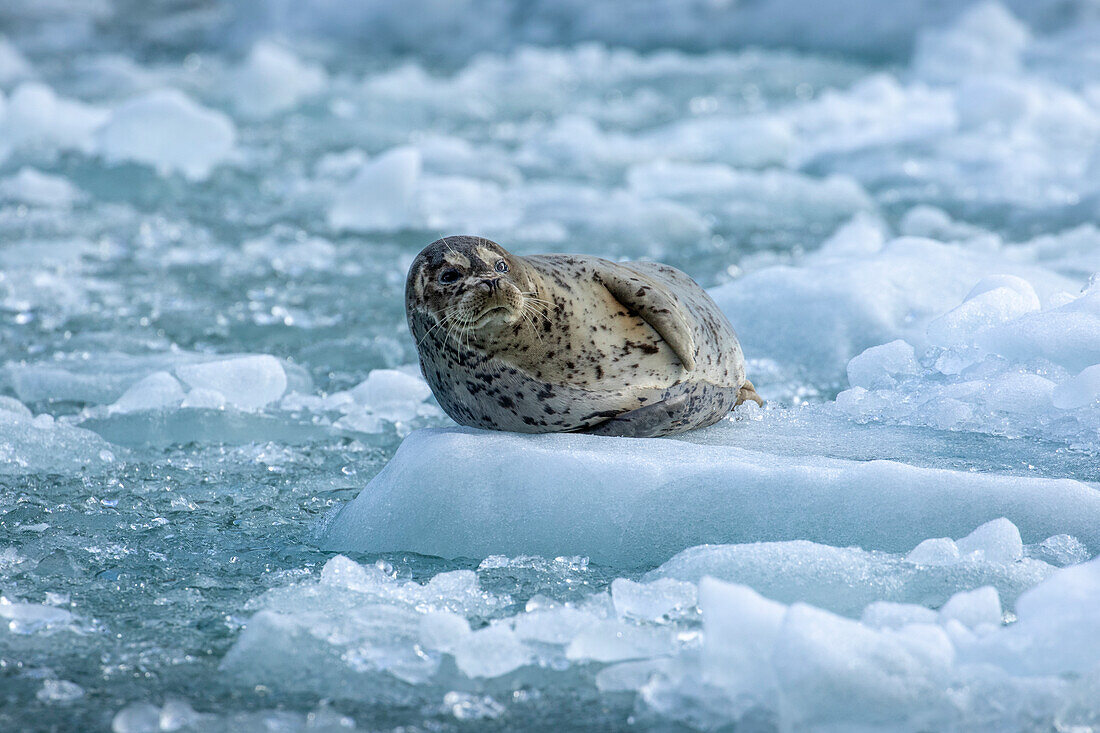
left=592, top=263, right=697, bottom=371
left=584, top=395, right=689, bottom=438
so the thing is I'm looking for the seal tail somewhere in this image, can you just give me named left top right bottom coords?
left=735, top=379, right=764, bottom=407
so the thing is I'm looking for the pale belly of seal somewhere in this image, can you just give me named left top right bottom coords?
left=410, top=253, right=754, bottom=437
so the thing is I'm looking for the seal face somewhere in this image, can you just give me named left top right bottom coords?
left=405, top=235, right=760, bottom=437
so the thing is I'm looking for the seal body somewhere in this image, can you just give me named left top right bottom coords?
left=405, top=236, right=760, bottom=437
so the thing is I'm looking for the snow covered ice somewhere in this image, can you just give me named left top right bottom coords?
left=3, top=0, right=1100, bottom=730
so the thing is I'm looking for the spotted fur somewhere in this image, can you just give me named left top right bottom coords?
left=405, top=236, right=760, bottom=437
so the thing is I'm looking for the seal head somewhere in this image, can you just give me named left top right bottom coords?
left=406, top=236, right=537, bottom=336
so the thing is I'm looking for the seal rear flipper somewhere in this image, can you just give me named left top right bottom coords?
left=736, top=379, right=764, bottom=407
left=592, top=263, right=697, bottom=371
left=583, top=395, right=689, bottom=438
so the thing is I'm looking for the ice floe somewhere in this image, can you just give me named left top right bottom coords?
left=321, top=427, right=1100, bottom=565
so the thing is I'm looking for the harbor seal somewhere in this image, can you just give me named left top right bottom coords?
left=405, top=236, right=762, bottom=437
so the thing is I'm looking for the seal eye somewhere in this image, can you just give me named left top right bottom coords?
left=439, top=269, right=461, bottom=284
left=495, top=260, right=509, bottom=273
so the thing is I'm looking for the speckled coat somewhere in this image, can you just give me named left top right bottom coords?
left=407, top=244, right=754, bottom=437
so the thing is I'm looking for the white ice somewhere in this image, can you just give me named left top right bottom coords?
left=95, top=89, right=236, bottom=180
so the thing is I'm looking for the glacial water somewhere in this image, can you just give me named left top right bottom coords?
left=2, top=1, right=1100, bottom=731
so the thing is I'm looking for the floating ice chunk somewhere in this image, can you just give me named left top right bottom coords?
left=1015, top=224, right=1100, bottom=281
left=322, top=428, right=1100, bottom=566
left=926, top=276, right=1040, bottom=347
left=36, top=679, right=84, bottom=704
left=565, top=619, right=675, bottom=662
left=0, top=395, right=31, bottom=417
left=108, top=371, right=185, bottom=414
left=626, top=161, right=871, bottom=227
left=846, top=340, right=919, bottom=390
left=938, top=586, right=1001, bottom=628
left=418, top=610, right=470, bottom=654
left=815, top=212, right=887, bottom=258
left=1031, top=534, right=1090, bottom=567
left=773, top=603, right=955, bottom=729
left=956, top=517, right=1023, bottom=564
left=512, top=606, right=599, bottom=644
left=651, top=530, right=1048, bottom=617
left=644, top=116, right=794, bottom=168
left=913, top=2, right=1030, bottom=83
left=0, top=37, right=31, bottom=86
left=0, top=168, right=83, bottom=207
left=907, top=538, right=961, bottom=566
left=241, top=233, right=337, bottom=276
left=111, top=702, right=161, bottom=733
left=517, top=180, right=708, bottom=246
left=0, top=596, right=75, bottom=634
left=835, top=282, right=1100, bottom=448
left=1051, top=364, right=1100, bottom=410
left=2, top=352, right=207, bottom=404
left=981, top=371, right=1056, bottom=414
left=179, top=388, right=226, bottom=409
left=313, top=148, right=368, bottom=179
left=790, top=74, right=956, bottom=163
left=175, top=355, right=287, bottom=411
left=349, top=369, right=432, bottom=407
left=0, top=407, right=116, bottom=476
left=225, top=41, right=327, bottom=118
left=612, top=578, right=696, bottom=622
left=328, top=147, right=421, bottom=231
left=96, top=89, right=236, bottom=180
left=318, top=368, right=441, bottom=434
left=710, top=236, right=1075, bottom=387
left=973, top=289, right=1100, bottom=373
left=452, top=624, right=532, bottom=678
left=0, top=82, right=107, bottom=159
left=899, top=205, right=988, bottom=241
left=418, top=174, right=517, bottom=231
left=698, top=579, right=784, bottom=700
left=964, top=555, right=1100, bottom=676
left=860, top=601, right=937, bottom=629
left=443, top=691, right=505, bottom=721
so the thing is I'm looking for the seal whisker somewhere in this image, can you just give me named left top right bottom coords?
left=417, top=310, right=458, bottom=348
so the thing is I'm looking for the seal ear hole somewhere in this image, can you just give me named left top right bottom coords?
left=495, top=260, right=509, bottom=273
left=439, top=269, right=462, bottom=284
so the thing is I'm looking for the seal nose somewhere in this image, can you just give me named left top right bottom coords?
left=480, top=278, right=501, bottom=293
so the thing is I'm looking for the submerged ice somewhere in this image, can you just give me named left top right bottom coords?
left=2, top=0, right=1100, bottom=730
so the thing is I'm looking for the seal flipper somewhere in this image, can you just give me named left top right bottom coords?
left=592, top=263, right=697, bottom=371
left=584, top=395, right=689, bottom=438
left=736, top=379, right=764, bottom=407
